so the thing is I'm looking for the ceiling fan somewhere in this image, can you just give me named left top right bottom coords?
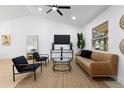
left=46, top=5, right=71, bottom=16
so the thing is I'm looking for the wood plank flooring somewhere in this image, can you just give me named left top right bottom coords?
left=0, top=59, right=123, bottom=88
left=0, top=59, right=28, bottom=88
left=15, top=60, right=124, bottom=88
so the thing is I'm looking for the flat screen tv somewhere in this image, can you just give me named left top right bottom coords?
left=54, top=35, right=70, bottom=44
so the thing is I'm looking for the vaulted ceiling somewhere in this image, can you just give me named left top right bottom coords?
left=26, top=5, right=110, bottom=27
left=0, top=5, right=110, bottom=27
left=0, top=5, right=31, bottom=22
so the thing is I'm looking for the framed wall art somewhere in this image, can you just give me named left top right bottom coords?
left=119, top=38, right=124, bottom=54
left=119, top=15, right=124, bottom=30
left=1, top=35, right=11, bottom=45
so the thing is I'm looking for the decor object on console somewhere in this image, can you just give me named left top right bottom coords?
left=119, top=15, right=124, bottom=30
left=119, top=38, right=124, bottom=54
left=77, top=33, right=85, bottom=50
left=75, top=50, right=118, bottom=79
left=1, top=35, right=10, bottom=45
left=12, top=56, right=42, bottom=81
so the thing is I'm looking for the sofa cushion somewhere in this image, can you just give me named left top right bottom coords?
left=91, top=51, right=112, bottom=61
left=76, top=56, right=94, bottom=68
left=80, top=50, right=92, bottom=59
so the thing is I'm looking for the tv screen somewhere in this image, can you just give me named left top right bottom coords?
left=54, top=35, right=70, bottom=44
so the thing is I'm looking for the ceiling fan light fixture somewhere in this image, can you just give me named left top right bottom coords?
left=72, top=16, right=76, bottom=20
left=38, top=7, right=43, bottom=11
left=46, top=5, right=71, bottom=16
left=52, top=7, right=57, bottom=11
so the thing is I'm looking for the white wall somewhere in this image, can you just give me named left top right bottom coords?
left=82, top=6, right=124, bottom=85
left=0, top=5, right=124, bottom=85
left=0, top=16, right=82, bottom=59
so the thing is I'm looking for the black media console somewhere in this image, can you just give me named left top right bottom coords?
left=50, top=43, right=73, bottom=60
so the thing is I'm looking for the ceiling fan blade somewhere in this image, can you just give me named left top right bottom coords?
left=58, top=6, right=71, bottom=9
left=56, top=9, right=63, bottom=16
left=46, top=9, right=52, bottom=13
left=46, top=5, right=54, bottom=7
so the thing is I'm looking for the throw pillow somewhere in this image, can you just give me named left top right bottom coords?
left=80, top=50, right=92, bottom=59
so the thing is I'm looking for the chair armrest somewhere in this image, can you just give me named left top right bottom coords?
left=90, top=62, right=115, bottom=75
left=14, top=64, right=29, bottom=67
left=39, top=54, right=49, bottom=57
left=14, top=63, right=41, bottom=67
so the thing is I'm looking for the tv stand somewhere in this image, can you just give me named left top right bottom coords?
left=51, top=42, right=73, bottom=60
left=50, top=49, right=73, bottom=60
left=60, top=47, right=63, bottom=60
left=52, top=42, right=73, bottom=50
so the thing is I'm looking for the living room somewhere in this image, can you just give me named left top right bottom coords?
left=0, top=1, right=124, bottom=91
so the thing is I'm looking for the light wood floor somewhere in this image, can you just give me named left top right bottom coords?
left=0, top=59, right=124, bottom=88
left=15, top=60, right=124, bottom=88
left=0, top=59, right=28, bottom=88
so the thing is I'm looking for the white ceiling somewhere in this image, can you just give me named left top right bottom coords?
left=0, top=5, right=110, bottom=27
left=26, top=5, right=110, bottom=27
left=0, top=5, right=31, bottom=22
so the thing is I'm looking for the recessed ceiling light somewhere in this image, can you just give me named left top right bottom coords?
left=72, top=16, right=76, bottom=20
left=38, top=7, right=42, bottom=11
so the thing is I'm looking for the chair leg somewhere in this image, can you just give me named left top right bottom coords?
left=41, top=63, right=42, bottom=72
left=45, top=58, right=49, bottom=66
left=13, top=65, right=15, bottom=82
left=45, top=61, right=47, bottom=66
left=48, top=58, right=49, bottom=63
left=34, top=71, right=36, bottom=81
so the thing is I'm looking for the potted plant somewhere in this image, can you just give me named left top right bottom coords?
left=77, top=33, right=85, bottom=51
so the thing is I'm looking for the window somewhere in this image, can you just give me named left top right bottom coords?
left=92, top=21, right=108, bottom=51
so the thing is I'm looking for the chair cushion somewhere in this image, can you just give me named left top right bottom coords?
left=32, top=52, right=40, bottom=60
left=22, top=63, right=41, bottom=72
left=12, top=56, right=28, bottom=64
left=39, top=56, right=48, bottom=61
left=33, top=52, right=48, bottom=61
left=12, top=56, right=28, bottom=72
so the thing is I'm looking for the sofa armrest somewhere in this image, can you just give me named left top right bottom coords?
left=90, top=62, right=115, bottom=75
left=75, top=52, right=80, bottom=56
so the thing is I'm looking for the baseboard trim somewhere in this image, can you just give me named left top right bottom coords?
left=117, top=76, right=124, bottom=85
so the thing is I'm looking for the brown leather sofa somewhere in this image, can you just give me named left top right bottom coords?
left=75, top=50, right=118, bottom=78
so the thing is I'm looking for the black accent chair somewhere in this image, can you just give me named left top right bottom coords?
left=32, top=52, right=49, bottom=66
left=12, top=56, right=42, bottom=82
